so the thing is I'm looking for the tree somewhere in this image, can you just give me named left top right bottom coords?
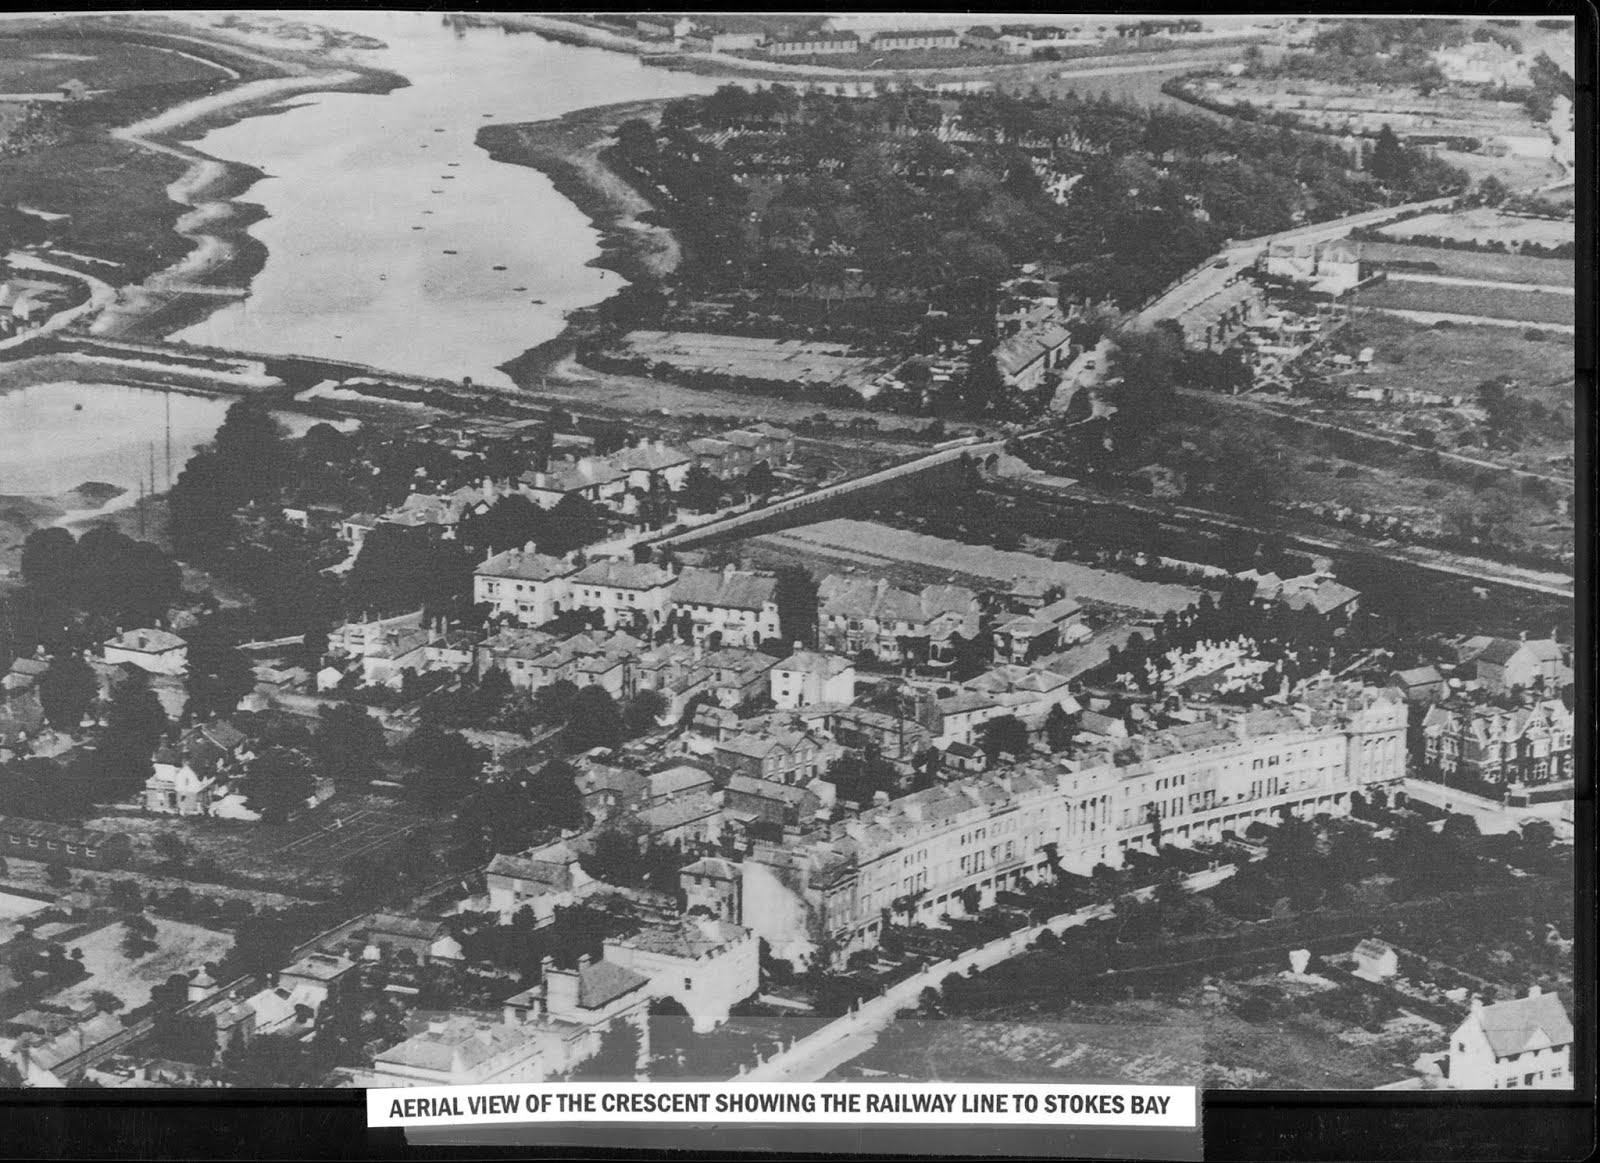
left=580, top=829, right=644, bottom=885
left=623, top=689, right=668, bottom=738
left=220, top=912, right=293, bottom=981
left=544, top=493, right=608, bottom=556
left=568, top=1019, right=642, bottom=1081
left=90, top=990, right=124, bottom=1014
left=96, top=672, right=170, bottom=796
left=528, top=759, right=587, bottom=832
left=184, top=631, right=255, bottom=720
left=346, top=524, right=473, bottom=618
left=19, top=527, right=76, bottom=594
left=400, top=725, right=484, bottom=808
left=1369, top=124, right=1410, bottom=185
left=744, top=460, right=778, bottom=498
left=212, top=399, right=287, bottom=506
left=121, top=914, right=158, bottom=960
left=774, top=565, right=819, bottom=649
left=45, top=862, right=70, bottom=888
left=243, top=747, right=316, bottom=824
left=978, top=714, right=1029, bottom=764
left=676, top=465, right=724, bottom=514
left=563, top=685, right=625, bottom=754
left=313, top=703, right=386, bottom=788
left=531, top=678, right=581, bottom=725
left=38, top=652, right=96, bottom=732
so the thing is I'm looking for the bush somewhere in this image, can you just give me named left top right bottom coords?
left=1523, top=328, right=1548, bottom=342
left=1335, top=465, right=1361, bottom=479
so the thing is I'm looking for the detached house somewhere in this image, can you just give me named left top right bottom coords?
left=485, top=840, right=598, bottom=925
left=143, top=721, right=250, bottom=816
left=1445, top=988, right=1573, bottom=1090
left=603, top=917, right=759, bottom=1032
left=1465, top=635, right=1566, bottom=696
left=668, top=565, right=780, bottom=648
left=772, top=650, right=856, bottom=709
left=102, top=629, right=188, bottom=677
left=1421, top=699, right=1573, bottom=791
left=817, top=575, right=981, bottom=667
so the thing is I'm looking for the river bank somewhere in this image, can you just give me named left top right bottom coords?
left=479, top=96, right=679, bottom=384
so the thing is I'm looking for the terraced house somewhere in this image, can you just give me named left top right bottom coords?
left=473, top=546, right=579, bottom=625
left=736, top=682, right=1405, bottom=967
left=667, top=564, right=780, bottom=648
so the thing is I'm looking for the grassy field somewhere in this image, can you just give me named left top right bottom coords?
left=1353, top=240, right=1573, bottom=288
left=0, top=36, right=234, bottom=92
left=45, top=916, right=234, bottom=1012
left=1377, top=209, right=1573, bottom=250
left=750, top=519, right=1202, bottom=613
left=1361, top=280, right=1574, bottom=325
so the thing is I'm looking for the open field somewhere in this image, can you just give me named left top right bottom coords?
left=613, top=331, right=887, bottom=390
left=1352, top=240, right=1573, bottom=288
left=45, top=916, right=233, bottom=1012
left=752, top=519, right=1202, bottom=613
left=1361, top=280, right=1573, bottom=326
left=0, top=36, right=235, bottom=93
left=1376, top=209, right=1573, bottom=249
left=1336, top=315, right=1574, bottom=409
left=836, top=973, right=1442, bottom=1089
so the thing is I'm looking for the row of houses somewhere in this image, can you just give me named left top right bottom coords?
left=691, top=680, right=1408, bottom=967
left=339, top=426, right=794, bottom=549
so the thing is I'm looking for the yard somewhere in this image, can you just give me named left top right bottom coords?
left=1376, top=209, right=1574, bottom=251
left=612, top=331, right=887, bottom=392
left=43, top=915, right=233, bottom=1012
left=750, top=519, right=1202, bottom=614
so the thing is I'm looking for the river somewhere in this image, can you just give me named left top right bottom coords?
left=167, top=11, right=717, bottom=387
left=0, top=381, right=337, bottom=504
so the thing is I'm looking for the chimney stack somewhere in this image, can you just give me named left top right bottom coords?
left=1527, top=985, right=1542, bottom=998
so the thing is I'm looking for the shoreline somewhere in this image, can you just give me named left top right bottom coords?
left=477, top=97, right=681, bottom=385
left=91, top=64, right=408, bottom=343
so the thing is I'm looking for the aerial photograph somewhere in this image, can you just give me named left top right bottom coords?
left=0, top=11, right=1578, bottom=1094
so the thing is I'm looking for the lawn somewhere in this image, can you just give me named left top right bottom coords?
left=44, top=915, right=233, bottom=1012
left=0, top=37, right=235, bottom=93
left=1353, top=240, right=1573, bottom=288
left=1377, top=209, right=1574, bottom=250
left=1361, top=280, right=1574, bottom=326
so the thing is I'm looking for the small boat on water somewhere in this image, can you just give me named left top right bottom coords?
left=443, top=250, right=457, bottom=255
left=411, top=225, right=423, bottom=230
left=492, top=265, right=507, bottom=271
left=74, top=403, right=83, bottom=411
left=432, top=189, right=443, bottom=194
left=513, top=286, right=526, bottom=292
left=442, top=176, right=455, bottom=180
left=448, top=162, right=460, bottom=167
left=433, top=128, right=445, bottom=133
left=530, top=298, right=544, bottom=305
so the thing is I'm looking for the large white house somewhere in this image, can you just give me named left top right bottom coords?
left=103, top=629, right=188, bottom=677
left=473, top=546, right=579, bottom=625
left=602, top=917, right=758, bottom=1033
left=771, top=650, right=856, bottom=709
left=1445, top=988, right=1573, bottom=1091
left=568, top=560, right=677, bottom=632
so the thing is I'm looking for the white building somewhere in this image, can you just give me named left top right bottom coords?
left=474, top=546, right=578, bottom=625
left=485, top=841, right=599, bottom=925
left=1445, top=988, right=1573, bottom=1090
left=771, top=650, right=856, bottom=709
left=668, top=565, right=780, bottom=649
left=568, top=560, right=677, bottom=633
left=102, top=629, right=188, bottom=677
left=603, top=917, right=758, bottom=1032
